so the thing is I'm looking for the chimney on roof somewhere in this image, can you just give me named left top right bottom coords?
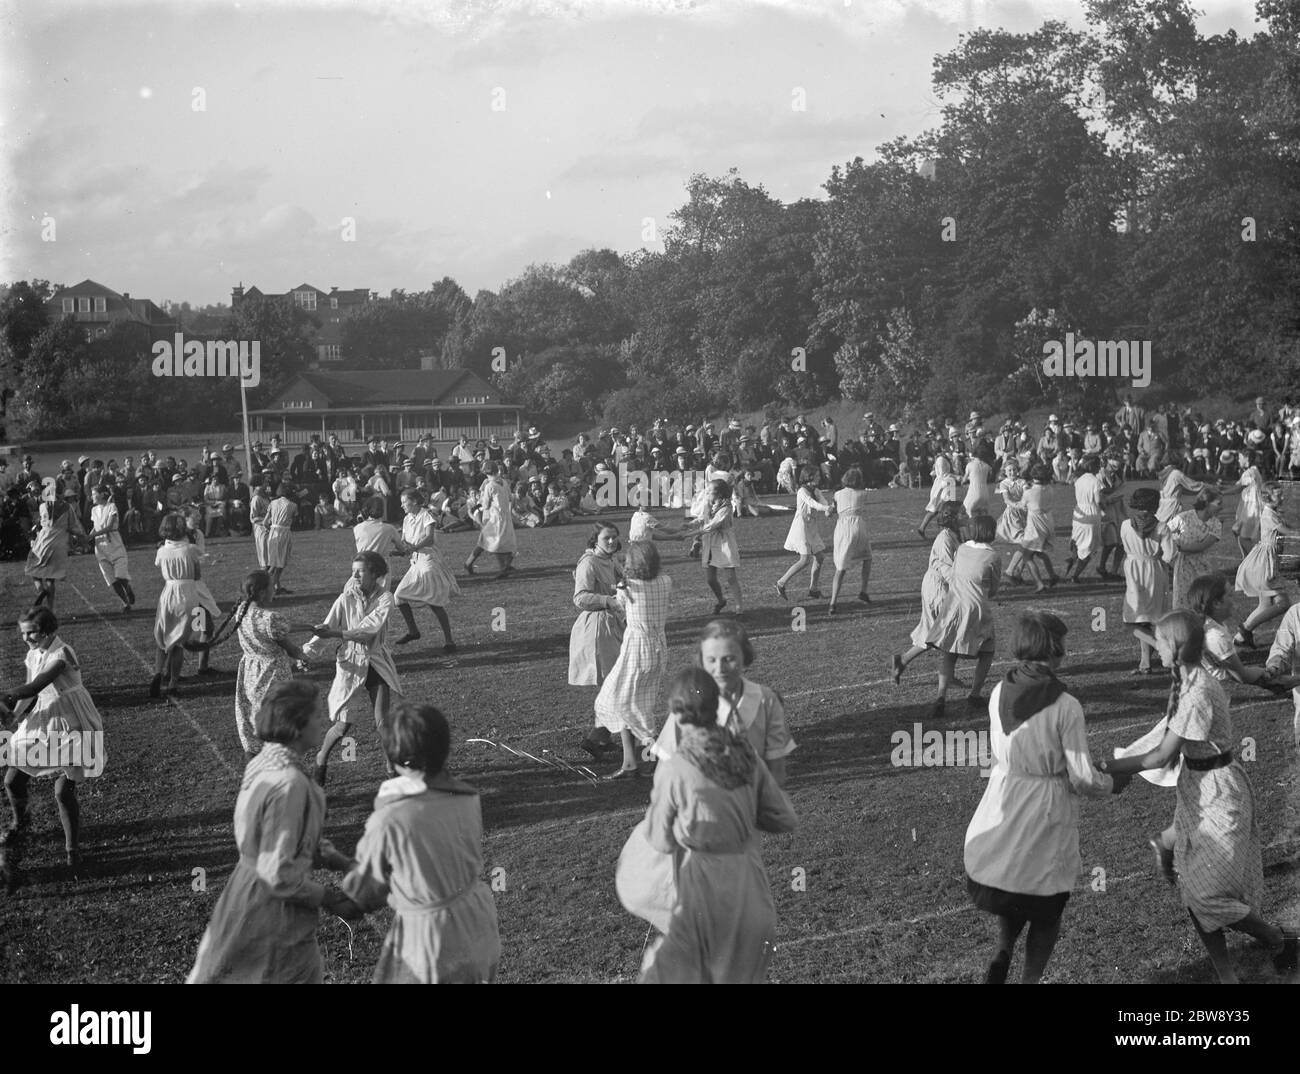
left=419, top=352, right=436, bottom=371
left=232, top=284, right=244, bottom=305
left=122, top=292, right=130, bottom=300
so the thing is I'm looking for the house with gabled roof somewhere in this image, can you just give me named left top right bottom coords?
left=231, top=282, right=372, bottom=366
left=45, top=280, right=177, bottom=342
left=246, top=368, right=522, bottom=446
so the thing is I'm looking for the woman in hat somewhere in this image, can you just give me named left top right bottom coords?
left=1121, top=487, right=1169, bottom=673
left=24, top=487, right=85, bottom=613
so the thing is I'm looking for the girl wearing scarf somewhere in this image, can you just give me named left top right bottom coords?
left=964, top=613, right=1124, bottom=984
left=636, top=668, right=796, bottom=983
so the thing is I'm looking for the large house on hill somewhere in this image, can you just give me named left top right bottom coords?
left=232, top=282, right=372, bottom=366
left=45, top=280, right=176, bottom=342
left=246, top=369, right=522, bottom=446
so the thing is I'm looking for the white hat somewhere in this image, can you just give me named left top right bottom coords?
left=1048, top=414, right=1059, bottom=422
left=1247, top=429, right=1267, bottom=446
left=969, top=411, right=979, bottom=420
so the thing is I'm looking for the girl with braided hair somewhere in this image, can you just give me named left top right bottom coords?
left=1101, top=611, right=1299, bottom=982
left=213, top=571, right=315, bottom=755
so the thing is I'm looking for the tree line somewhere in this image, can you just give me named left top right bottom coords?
left=2, top=0, right=1296, bottom=442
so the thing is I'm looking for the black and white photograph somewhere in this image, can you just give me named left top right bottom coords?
left=2, top=0, right=1299, bottom=1007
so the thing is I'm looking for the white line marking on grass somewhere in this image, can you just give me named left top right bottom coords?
left=67, top=579, right=240, bottom=780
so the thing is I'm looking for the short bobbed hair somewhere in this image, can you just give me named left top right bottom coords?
left=622, top=540, right=660, bottom=581
left=18, top=606, right=58, bottom=635
left=841, top=467, right=864, bottom=490
left=667, top=667, right=721, bottom=728
left=158, top=513, right=188, bottom=540
left=1012, top=612, right=1069, bottom=662
left=255, top=678, right=320, bottom=744
left=362, top=496, right=386, bottom=519
left=695, top=618, right=755, bottom=667
left=967, top=515, right=996, bottom=543
left=380, top=701, right=451, bottom=773
left=352, top=550, right=389, bottom=578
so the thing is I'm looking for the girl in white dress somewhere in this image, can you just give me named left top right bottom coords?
left=1231, top=452, right=1265, bottom=555
left=683, top=479, right=743, bottom=615
left=1064, top=454, right=1103, bottom=583
left=1120, top=488, right=1169, bottom=674
left=265, top=480, right=297, bottom=595
left=151, top=513, right=220, bottom=697
left=776, top=466, right=831, bottom=602
left=917, top=454, right=959, bottom=538
left=393, top=490, right=460, bottom=654
left=995, top=459, right=1028, bottom=582
left=0, top=608, right=105, bottom=879
left=594, top=542, right=673, bottom=778
left=1233, top=484, right=1294, bottom=648
left=1156, top=465, right=1206, bottom=525
left=962, top=442, right=996, bottom=519
left=829, top=466, right=873, bottom=611
left=249, top=481, right=271, bottom=570
left=1016, top=464, right=1058, bottom=591
left=24, top=490, right=83, bottom=613
left=965, top=612, right=1122, bottom=984
left=353, top=496, right=403, bottom=556
left=892, top=502, right=963, bottom=685
left=465, top=462, right=517, bottom=580
left=87, top=484, right=135, bottom=613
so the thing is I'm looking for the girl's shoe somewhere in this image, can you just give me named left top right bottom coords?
left=966, top=693, right=986, bottom=711
left=603, top=767, right=641, bottom=781
left=775, top=582, right=788, bottom=601
left=1234, top=627, right=1256, bottom=649
left=395, top=632, right=421, bottom=645
left=495, top=566, right=514, bottom=581
left=1149, top=837, right=1176, bottom=883
left=807, top=589, right=823, bottom=599
left=858, top=592, right=871, bottom=603
left=442, top=642, right=458, bottom=655
left=827, top=604, right=838, bottom=615
left=148, top=674, right=162, bottom=699
left=985, top=951, right=1011, bottom=985
left=891, top=653, right=904, bottom=685
left=1130, top=666, right=1155, bottom=676
left=312, top=764, right=328, bottom=788
left=926, top=698, right=946, bottom=721
left=464, top=558, right=476, bottom=575
left=275, top=586, right=293, bottom=595
left=713, top=600, right=727, bottom=614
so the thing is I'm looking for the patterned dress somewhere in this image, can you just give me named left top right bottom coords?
left=234, top=604, right=292, bottom=755
left=1169, top=667, right=1263, bottom=932
left=394, top=510, right=460, bottom=607
left=11, top=639, right=105, bottom=781
left=188, top=746, right=328, bottom=983
left=1166, top=509, right=1221, bottom=611
left=594, top=575, right=673, bottom=744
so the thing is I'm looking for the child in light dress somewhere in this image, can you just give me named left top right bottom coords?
left=629, top=503, right=681, bottom=545
left=1231, top=452, right=1266, bottom=555
left=917, top=455, right=959, bottom=538
left=775, top=466, right=832, bottom=603
left=188, top=679, right=354, bottom=983
left=829, top=466, right=873, bottom=611
left=88, top=484, right=136, bottom=613
left=994, top=459, right=1028, bottom=582
left=1016, top=464, right=1058, bottom=591
left=1233, top=483, right=1293, bottom=648
left=0, top=607, right=105, bottom=882
left=682, top=479, right=743, bottom=615
left=393, top=490, right=460, bottom=654
left=892, top=501, right=963, bottom=685
left=1120, top=488, right=1169, bottom=674
left=353, top=497, right=403, bottom=557
left=329, top=702, right=501, bottom=983
left=152, top=512, right=220, bottom=697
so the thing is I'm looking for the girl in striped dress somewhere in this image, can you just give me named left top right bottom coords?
left=393, top=490, right=460, bottom=654
left=249, top=481, right=271, bottom=570
left=776, top=466, right=831, bottom=603
left=1233, top=484, right=1294, bottom=649
left=594, top=541, right=673, bottom=779
left=683, top=479, right=743, bottom=615
left=265, top=480, right=297, bottom=595
left=1100, top=611, right=1298, bottom=982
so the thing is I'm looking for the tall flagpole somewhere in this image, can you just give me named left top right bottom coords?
left=240, top=375, right=253, bottom=485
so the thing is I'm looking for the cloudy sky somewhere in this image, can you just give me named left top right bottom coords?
left=1, top=0, right=1258, bottom=307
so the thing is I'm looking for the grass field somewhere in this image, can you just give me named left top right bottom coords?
left=1, top=482, right=1297, bottom=984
